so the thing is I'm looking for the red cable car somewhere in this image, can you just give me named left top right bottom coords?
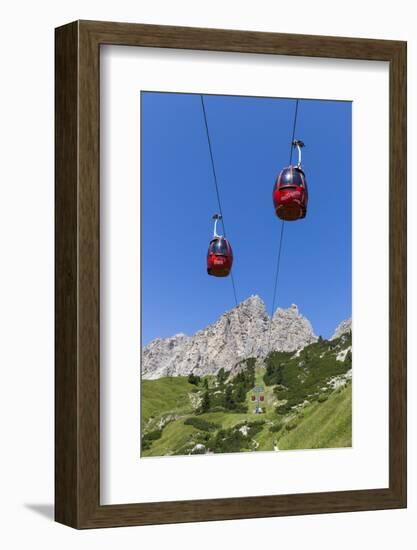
left=207, top=214, right=233, bottom=277
left=273, top=140, right=308, bottom=221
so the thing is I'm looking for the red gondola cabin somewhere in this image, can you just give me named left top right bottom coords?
left=273, top=166, right=308, bottom=221
left=207, top=236, right=233, bottom=277
left=273, top=139, right=308, bottom=221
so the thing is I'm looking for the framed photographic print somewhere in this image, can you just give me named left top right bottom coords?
left=55, top=20, right=406, bottom=528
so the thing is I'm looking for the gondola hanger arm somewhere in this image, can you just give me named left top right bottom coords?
left=212, top=213, right=222, bottom=238
left=292, top=139, right=305, bottom=168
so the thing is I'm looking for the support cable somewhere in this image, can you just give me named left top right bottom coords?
left=200, top=95, right=240, bottom=309
left=267, top=99, right=300, bottom=355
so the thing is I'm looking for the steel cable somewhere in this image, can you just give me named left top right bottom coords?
left=267, top=99, right=300, bottom=354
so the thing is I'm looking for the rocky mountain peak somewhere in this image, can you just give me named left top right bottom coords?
left=331, top=318, right=352, bottom=340
left=142, top=295, right=318, bottom=380
left=238, top=294, right=267, bottom=312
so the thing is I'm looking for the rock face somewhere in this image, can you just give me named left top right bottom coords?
left=331, top=318, right=352, bottom=340
left=142, top=295, right=317, bottom=379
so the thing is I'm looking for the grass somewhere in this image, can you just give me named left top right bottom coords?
left=140, top=337, right=352, bottom=456
left=143, top=420, right=199, bottom=457
left=278, top=384, right=352, bottom=450
left=141, top=376, right=196, bottom=427
left=198, top=411, right=254, bottom=428
left=141, top=382, right=352, bottom=456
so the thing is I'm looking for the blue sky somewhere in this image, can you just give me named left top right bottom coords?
left=141, top=92, right=351, bottom=345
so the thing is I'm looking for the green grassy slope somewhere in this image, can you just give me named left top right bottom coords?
left=141, top=332, right=352, bottom=456
left=141, top=383, right=352, bottom=457
left=141, top=376, right=196, bottom=427
left=278, top=384, right=352, bottom=450
left=144, top=421, right=199, bottom=457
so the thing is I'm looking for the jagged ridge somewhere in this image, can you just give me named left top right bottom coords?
left=331, top=318, right=352, bottom=340
left=142, top=295, right=318, bottom=379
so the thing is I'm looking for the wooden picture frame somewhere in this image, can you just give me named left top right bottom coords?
left=55, top=20, right=407, bottom=529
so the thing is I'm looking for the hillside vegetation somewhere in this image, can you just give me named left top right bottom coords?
left=141, top=332, right=352, bottom=456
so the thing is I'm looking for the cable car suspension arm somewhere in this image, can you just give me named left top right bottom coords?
left=212, top=213, right=222, bottom=238
left=292, top=139, right=305, bottom=168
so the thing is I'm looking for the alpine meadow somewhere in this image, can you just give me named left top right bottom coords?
left=141, top=297, right=352, bottom=456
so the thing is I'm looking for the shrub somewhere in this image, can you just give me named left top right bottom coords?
left=141, top=428, right=163, bottom=450
left=190, top=444, right=206, bottom=455
left=276, top=403, right=291, bottom=415
left=285, top=420, right=298, bottom=431
left=269, top=421, right=283, bottom=433
left=276, top=396, right=302, bottom=415
left=216, top=368, right=228, bottom=385
left=234, top=419, right=265, bottom=435
left=224, top=384, right=235, bottom=410
left=200, top=390, right=211, bottom=413
left=188, top=372, right=201, bottom=386
left=230, top=404, right=248, bottom=414
left=246, top=420, right=265, bottom=437
left=208, top=405, right=227, bottom=413
left=264, top=333, right=352, bottom=409
left=209, top=429, right=248, bottom=454
left=184, top=417, right=220, bottom=432
left=144, top=429, right=162, bottom=441
left=318, top=394, right=328, bottom=403
left=248, top=419, right=266, bottom=427
left=206, top=416, right=265, bottom=454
